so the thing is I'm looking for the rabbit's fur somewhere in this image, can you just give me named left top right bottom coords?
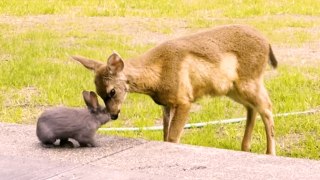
left=36, top=91, right=111, bottom=148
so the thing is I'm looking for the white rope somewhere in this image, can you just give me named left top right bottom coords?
left=98, top=109, right=320, bottom=132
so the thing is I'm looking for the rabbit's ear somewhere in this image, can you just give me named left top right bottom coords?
left=89, top=91, right=99, bottom=110
left=82, top=91, right=95, bottom=110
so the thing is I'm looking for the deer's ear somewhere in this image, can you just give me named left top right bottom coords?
left=71, top=56, right=103, bottom=71
left=107, top=52, right=124, bottom=74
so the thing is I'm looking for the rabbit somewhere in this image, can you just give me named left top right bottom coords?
left=36, top=90, right=111, bottom=148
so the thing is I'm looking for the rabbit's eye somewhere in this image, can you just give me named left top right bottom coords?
left=109, top=89, right=116, bottom=98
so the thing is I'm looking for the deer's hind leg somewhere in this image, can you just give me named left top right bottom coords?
left=230, top=80, right=276, bottom=155
left=228, top=91, right=257, bottom=153
left=254, top=85, right=276, bottom=155
left=242, top=107, right=257, bottom=152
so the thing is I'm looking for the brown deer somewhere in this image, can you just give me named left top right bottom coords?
left=71, top=24, right=278, bottom=155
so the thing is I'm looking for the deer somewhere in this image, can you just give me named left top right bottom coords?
left=71, top=24, right=278, bottom=155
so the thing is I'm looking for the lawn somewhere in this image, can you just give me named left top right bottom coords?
left=0, top=0, right=319, bottom=159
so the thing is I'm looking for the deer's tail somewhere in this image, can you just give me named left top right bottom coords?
left=269, top=45, right=278, bottom=68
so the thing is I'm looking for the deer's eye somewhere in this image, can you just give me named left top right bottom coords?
left=109, top=89, right=116, bottom=98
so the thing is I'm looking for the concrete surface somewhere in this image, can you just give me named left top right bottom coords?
left=0, top=122, right=320, bottom=180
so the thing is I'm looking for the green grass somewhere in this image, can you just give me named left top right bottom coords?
left=0, top=26, right=152, bottom=106
left=0, top=0, right=319, bottom=159
left=1, top=0, right=320, bottom=18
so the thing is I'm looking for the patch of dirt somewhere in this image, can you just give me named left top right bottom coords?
left=0, top=54, right=12, bottom=62
left=0, top=15, right=190, bottom=45
left=278, top=133, right=305, bottom=151
left=3, top=86, right=39, bottom=107
left=273, top=43, right=320, bottom=66
left=0, top=86, right=51, bottom=124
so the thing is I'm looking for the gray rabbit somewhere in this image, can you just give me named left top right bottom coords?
left=36, top=91, right=111, bottom=148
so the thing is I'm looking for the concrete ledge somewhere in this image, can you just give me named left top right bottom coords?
left=0, top=122, right=319, bottom=179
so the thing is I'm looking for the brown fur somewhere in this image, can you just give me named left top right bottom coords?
left=71, top=24, right=277, bottom=155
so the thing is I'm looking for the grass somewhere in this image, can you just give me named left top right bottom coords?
left=0, top=1, right=319, bottom=159
left=187, top=16, right=320, bottom=45
left=1, top=0, right=320, bottom=18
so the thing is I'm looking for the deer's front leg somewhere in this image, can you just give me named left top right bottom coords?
left=162, top=106, right=176, bottom=141
left=162, top=106, right=170, bottom=141
left=167, top=103, right=191, bottom=143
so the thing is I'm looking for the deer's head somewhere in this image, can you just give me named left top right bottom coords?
left=71, top=53, right=128, bottom=120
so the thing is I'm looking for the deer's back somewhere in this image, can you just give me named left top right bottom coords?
left=146, top=24, right=269, bottom=66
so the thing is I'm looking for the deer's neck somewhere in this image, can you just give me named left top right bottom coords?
left=124, top=59, right=160, bottom=95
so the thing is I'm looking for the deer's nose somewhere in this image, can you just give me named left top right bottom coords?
left=111, top=114, right=118, bottom=120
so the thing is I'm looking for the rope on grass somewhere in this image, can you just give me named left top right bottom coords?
left=98, top=108, right=320, bottom=132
